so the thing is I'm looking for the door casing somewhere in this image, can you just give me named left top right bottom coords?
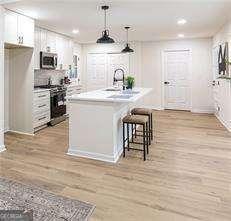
left=161, top=49, right=192, bottom=111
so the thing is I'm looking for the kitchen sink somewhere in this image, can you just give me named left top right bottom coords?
left=105, top=88, right=121, bottom=92
left=121, top=90, right=140, bottom=95
left=107, top=94, right=133, bottom=99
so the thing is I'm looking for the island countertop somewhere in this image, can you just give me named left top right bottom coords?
left=67, top=87, right=152, bottom=103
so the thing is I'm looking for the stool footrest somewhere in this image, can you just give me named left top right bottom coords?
left=124, top=147, right=144, bottom=152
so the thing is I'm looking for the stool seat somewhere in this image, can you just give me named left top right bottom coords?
left=131, top=108, right=152, bottom=115
left=123, top=115, right=149, bottom=125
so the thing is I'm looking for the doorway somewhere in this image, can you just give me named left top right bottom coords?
left=163, top=50, right=191, bottom=110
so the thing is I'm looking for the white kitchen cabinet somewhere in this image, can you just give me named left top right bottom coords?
left=34, top=26, right=75, bottom=70
left=39, top=29, right=57, bottom=53
left=55, top=34, right=65, bottom=69
left=34, top=89, right=51, bottom=131
left=17, top=14, right=34, bottom=47
left=46, top=31, right=56, bottom=53
left=40, top=28, right=47, bottom=52
left=4, top=10, right=34, bottom=47
left=66, top=85, right=82, bottom=115
left=4, top=10, right=18, bottom=45
left=34, top=27, right=41, bottom=69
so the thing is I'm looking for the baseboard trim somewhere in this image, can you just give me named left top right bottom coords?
left=67, top=148, right=122, bottom=163
left=7, top=130, right=34, bottom=136
left=141, top=105, right=164, bottom=111
left=215, top=113, right=231, bottom=132
left=0, top=145, right=6, bottom=153
left=191, top=109, right=215, bottom=114
left=4, top=127, right=9, bottom=133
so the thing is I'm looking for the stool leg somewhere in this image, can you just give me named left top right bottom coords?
left=148, top=119, right=151, bottom=145
left=146, top=122, right=149, bottom=154
left=132, top=123, right=134, bottom=143
left=143, top=124, right=146, bottom=161
left=127, top=123, right=130, bottom=151
left=151, top=113, right=153, bottom=140
left=123, top=122, right=125, bottom=157
left=134, top=123, right=137, bottom=138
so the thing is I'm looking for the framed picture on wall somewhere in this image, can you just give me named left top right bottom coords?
left=218, top=42, right=229, bottom=78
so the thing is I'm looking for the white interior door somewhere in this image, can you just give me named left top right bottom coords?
left=107, top=54, right=130, bottom=86
left=87, top=53, right=107, bottom=91
left=164, top=50, right=191, bottom=110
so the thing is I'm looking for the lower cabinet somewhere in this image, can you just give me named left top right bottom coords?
left=34, top=90, right=51, bottom=131
left=66, top=85, right=82, bottom=115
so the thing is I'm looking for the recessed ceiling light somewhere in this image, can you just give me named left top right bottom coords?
left=178, top=34, right=185, bottom=38
left=177, top=19, right=187, bottom=25
left=72, top=29, right=79, bottom=34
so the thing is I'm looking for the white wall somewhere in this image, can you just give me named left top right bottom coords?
left=81, top=42, right=141, bottom=91
left=141, top=38, right=214, bottom=111
left=4, top=49, right=9, bottom=132
left=82, top=39, right=213, bottom=113
left=9, top=48, right=34, bottom=135
left=213, top=22, right=231, bottom=131
left=0, top=6, right=5, bottom=151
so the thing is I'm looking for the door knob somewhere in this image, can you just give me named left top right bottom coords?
left=164, top=81, right=170, bottom=85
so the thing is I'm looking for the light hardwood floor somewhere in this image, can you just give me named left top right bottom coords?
left=1, top=110, right=231, bottom=221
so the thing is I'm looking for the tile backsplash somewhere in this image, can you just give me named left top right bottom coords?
left=34, top=69, right=66, bottom=86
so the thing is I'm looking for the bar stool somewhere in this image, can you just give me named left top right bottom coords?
left=131, top=108, right=153, bottom=142
left=122, top=114, right=149, bottom=161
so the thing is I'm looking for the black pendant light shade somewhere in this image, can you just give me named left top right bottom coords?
left=97, top=5, right=115, bottom=44
left=97, top=30, right=115, bottom=43
left=122, top=43, right=134, bottom=53
left=122, top=27, right=134, bottom=53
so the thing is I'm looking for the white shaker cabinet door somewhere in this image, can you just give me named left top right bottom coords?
left=56, top=35, right=64, bottom=70
left=46, top=30, right=57, bottom=53
left=34, top=27, right=41, bottom=69
left=40, top=28, right=47, bottom=52
left=17, top=14, right=34, bottom=47
left=4, top=10, right=18, bottom=45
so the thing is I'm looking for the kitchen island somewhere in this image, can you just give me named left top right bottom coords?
left=67, top=87, right=152, bottom=163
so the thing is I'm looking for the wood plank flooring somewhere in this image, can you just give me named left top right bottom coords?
left=1, top=110, right=231, bottom=221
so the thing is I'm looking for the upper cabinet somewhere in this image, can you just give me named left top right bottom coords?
left=34, top=26, right=74, bottom=70
left=4, top=10, right=34, bottom=47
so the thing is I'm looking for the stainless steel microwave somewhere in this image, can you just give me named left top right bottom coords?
left=40, top=52, right=57, bottom=69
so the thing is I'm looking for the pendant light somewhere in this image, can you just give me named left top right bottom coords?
left=121, top=26, right=134, bottom=53
left=97, top=5, right=115, bottom=44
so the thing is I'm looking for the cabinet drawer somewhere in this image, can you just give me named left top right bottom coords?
left=34, top=90, right=50, bottom=101
left=34, top=111, right=50, bottom=128
left=34, top=99, right=50, bottom=114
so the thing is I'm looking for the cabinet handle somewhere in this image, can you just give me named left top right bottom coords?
left=38, top=104, right=46, bottom=108
left=18, top=36, right=21, bottom=44
left=21, top=36, right=24, bottom=44
left=38, top=116, right=46, bottom=121
left=38, top=95, right=47, bottom=98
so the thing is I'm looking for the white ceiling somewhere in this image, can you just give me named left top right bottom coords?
left=3, top=0, right=231, bottom=43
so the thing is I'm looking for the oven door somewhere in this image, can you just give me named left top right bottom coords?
left=40, top=52, right=57, bottom=69
left=50, top=90, right=66, bottom=119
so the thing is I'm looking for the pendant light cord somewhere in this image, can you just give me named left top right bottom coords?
left=104, top=8, right=107, bottom=30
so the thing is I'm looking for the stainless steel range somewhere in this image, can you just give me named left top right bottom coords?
left=35, top=85, right=67, bottom=126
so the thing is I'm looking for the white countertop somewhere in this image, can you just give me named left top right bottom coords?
left=34, top=88, right=51, bottom=93
left=34, top=83, right=82, bottom=93
left=68, top=87, right=152, bottom=103
left=66, top=83, right=82, bottom=88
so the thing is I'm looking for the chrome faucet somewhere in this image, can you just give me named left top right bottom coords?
left=113, top=68, right=125, bottom=87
